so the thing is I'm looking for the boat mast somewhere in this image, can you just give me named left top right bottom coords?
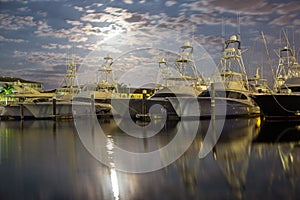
left=220, top=14, right=247, bottom=79
left=62, top=55, right=77, bottom=95
left=237, top=12, right=241, bottom=42
left=174, top=41, right=202, bottom=81
left=158, top=58, right=173, bottom=86
left=221, top=17, right=225, bottom=51
left=273, top=30, right=297, bottom=90
left=222, top=36, right=247, bottom=73
left=261, top=31, right=275, bottom=82
left=175, top=41, right=192, bottom=76
left=98, top=54, right=114, bottom=89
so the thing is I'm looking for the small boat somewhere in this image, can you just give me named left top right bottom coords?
left=196, top=35, right=260, bottom=118
left=250, top=45, right=300, bottom=120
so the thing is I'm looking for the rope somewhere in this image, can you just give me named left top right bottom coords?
left=270, top=93, right=300, bottom=114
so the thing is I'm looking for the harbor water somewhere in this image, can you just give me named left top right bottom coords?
left=0, top=117, right=299, bottom=200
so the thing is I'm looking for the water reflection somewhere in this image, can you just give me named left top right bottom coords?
left=278, top=143, right=299, bottom=188
left=212, top=118, right=261, bottom=200
left=106, top=135, right=120, bottom=200
left=254, top=120, right=300, bottom=142
left=253, top=120, right=300, bottom=199
left=0, top=118, right=299, bottom=199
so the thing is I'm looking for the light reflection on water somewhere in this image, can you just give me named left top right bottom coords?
left=106, top=135, right=120, bottom=200
left=0, top=118, right=299, bottom=199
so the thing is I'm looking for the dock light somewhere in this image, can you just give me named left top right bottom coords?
left=142, top=89, right=147, bottom=100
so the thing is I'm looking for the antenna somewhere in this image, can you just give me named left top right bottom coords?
left=282, top=28, right=291, bottom=48
left=292, top=27, right=296, bottom=58
left=221, top=17, right=225, bottom=50
left=237, top=12, right=241, bottom=41
left=192, top=24, right=195, bottom=45
left=247, top=35, right=257, bottom=74
left=261, top=31, right=275, bottom=81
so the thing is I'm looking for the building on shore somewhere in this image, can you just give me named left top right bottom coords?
left=0, top=76, right=43, bottom=92
left=0, top=76, right=44, bottom=104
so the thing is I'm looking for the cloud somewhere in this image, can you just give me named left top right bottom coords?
left=2, top=66, right=67, bottom=89
left=0, top=0, right=299, bottom=90
left=180, top=1, right=214, bottom=14
left=294, top=18, right=300, bottom=26
left=75, top=43, right=98, bottom=51
left=41, top=43, right=72, bottom=50
left=269, top=14, right=298, bottom=26
left=86, top=9, right=95, bottom=13
left=80, top=13, right=105, bottom=23
left=34, top=21, right=68, bottom=38
left=123, top=0, right=133, bottom=4
left=69, top=34, right=88, bottom=42
left=190, top=13, right=221, bottom=25
left=41, top=44, right=57, bottom=49
left=17, top=7, right=31, bottom=12
left=275, top=1, right=300, bottom=14
left=0, top=14, right=36, bottom=30
left=74, top=6, right=84, bottom=12
left=165, top=1, right=177, bottom=7
left=80, top=7, right=148, bottom=33
left=13, top=50, right=83, bottom=67
left=182, top=0, right=275, bottom=15
left=0, top=35, right=27, bottom=43
left=66, top=20, right=83, bottom=26
left=36, top=10, right=47, bottom=17
left=90, top=3, right=104, bottom=8
left=79, top=23, right=123, bottom=36
left=124, top=13, right=144, bottom=23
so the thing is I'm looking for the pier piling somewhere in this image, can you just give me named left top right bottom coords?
left=52, top=97, right=56, bottom=121
left=20, top=104, right=24, bottom=120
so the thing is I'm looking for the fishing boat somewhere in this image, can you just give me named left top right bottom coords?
left=137, top=41, right=208, bottom=119
left=74, top=54, right=115, bottom=116
left=4, top=56, right=113, bottom=120
left=191, top=35, right=260, bottom=119
left=20, top=59, right=79, bottom=119
left=25, top=56, right=114, bottom=119
left=250, top=45, right=300, bottom=120
left=0, top=80, right=54, bottom=119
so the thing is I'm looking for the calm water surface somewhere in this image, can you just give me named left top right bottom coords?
left=0, top=117, right=299, bottom=200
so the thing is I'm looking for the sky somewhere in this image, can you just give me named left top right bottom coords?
left=0, top=0, right=300, bottom=89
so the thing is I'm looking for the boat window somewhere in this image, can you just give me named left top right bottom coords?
left=227, top=91, right=248, bottom=99
left=216, top=91, right=227, bottom=97
left=198, top=90, right=210, bottom=97
left=152, top=93, right=175, bottom=98
left=227, top=91, right=239, bottom=99
left=290, top=87, right=300, bottom=93
left=198, top=90, right=247, bottom=99
left=198, top=90, right=227, bottom=97
left=151, top=93, right=194, bottom=98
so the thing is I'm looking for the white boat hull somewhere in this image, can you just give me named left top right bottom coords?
left=24, top=101, right=111, bottom=119
left=0, top=104, right=34, bottom=119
